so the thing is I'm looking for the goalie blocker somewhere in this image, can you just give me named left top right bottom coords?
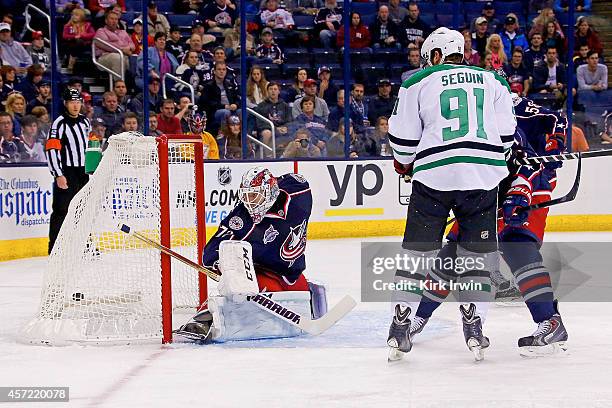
left=177, top=167, right=329, bottom=342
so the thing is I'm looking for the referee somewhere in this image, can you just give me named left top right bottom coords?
left=45, top=88, right=91, bottom=254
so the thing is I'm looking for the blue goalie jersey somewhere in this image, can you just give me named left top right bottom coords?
left=202, top=173, right=312, bottom=282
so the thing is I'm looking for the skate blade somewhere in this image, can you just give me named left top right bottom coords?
left=388, top=347, right=405, bottom=362
left=173, top=329, right=211, bottom=343
left=495, top=300, right=524, bottom=307
left=519, top=342, right=568, bottom=358
left=467, top=338, right=486, bottom=362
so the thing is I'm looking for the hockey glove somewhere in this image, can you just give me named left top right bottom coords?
left=543, top=134, right=565, bottom=170
left=394, top=159, right=414, bottom=182
left=502, top=185, right=531, bottom=227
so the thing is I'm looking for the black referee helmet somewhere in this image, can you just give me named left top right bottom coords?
left=63, top=87, right=83, bottom=102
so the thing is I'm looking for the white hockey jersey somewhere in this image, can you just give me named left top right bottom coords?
left=388, top=64, right=516, bottom=191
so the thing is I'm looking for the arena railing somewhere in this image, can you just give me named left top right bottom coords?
left=91, top=37, right=125, bottom=89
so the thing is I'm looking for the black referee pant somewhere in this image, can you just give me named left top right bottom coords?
left=48, top=167, right=89, bottom=254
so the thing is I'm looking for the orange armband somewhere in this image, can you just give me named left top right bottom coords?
left=45, top=138, right=62, bottom=151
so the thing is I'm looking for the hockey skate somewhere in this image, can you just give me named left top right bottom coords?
left=460, top=303, right=490, bottom=361
left=518, top=314, right=568, bottom=357
left=387, top=304, right=413, bottom=362
left=173, top=308, right=214, bottom=343
left=494, top=280, right=522, bottom=305
left=410, top=316, right=429, bottom=338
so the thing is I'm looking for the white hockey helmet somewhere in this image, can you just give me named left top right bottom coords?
left=420, top=27, right=465, bottom=66
left=238, top=166, right=280, bottom=224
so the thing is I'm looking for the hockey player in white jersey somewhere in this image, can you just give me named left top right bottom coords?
left=386, top=27, right=516, bottom=361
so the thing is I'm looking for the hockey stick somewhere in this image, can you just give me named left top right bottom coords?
left=518, top=152, right=582, bottom=213
left=119, top=224, right=357, bottom=336
left=516, top=148, right=611, bottom=165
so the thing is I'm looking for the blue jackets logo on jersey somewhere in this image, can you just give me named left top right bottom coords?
left=228, top=216, right=244, bottom=230
left=217, top=166, right=232, bottom=186
left=280, top=220, right=307, bottom=266
left=263, top=225, right=279, bottom=244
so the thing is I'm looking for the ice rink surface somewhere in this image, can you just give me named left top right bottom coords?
left=1, top=233, right=612, bottom=408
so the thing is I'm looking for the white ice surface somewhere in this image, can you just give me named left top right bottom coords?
left=1, top=233, right=612, bottom=408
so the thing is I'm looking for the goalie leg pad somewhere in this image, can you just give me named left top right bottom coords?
left=218, top=240, right=259, bottom=297
left=207, top=291, right=312, bottom=342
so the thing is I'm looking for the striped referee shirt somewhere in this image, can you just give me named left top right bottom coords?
left=45, top=114, right=91, bottom=177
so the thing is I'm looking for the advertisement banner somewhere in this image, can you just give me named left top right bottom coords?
left=0, top=167, right=54, bottom=240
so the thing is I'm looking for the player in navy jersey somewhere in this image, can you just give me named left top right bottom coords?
left=176, top=167, right=325, bottom=342
left=407, top=95, right=569, bottom=357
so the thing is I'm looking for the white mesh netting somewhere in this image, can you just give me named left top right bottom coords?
left=22, top=133, right=204, bottom=345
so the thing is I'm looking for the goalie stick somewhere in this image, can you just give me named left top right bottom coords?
left=119, top=224, right=357, bottom=336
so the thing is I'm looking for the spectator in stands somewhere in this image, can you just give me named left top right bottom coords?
left=543, top=19, right=567, bottom=61
left=471, top=17, right=490, bottom=57
left=182, top=34, right=212, bottom=68
left=176, top=96, right=193, bottom=133
left=255, top=81, right=292, bottom=155
left=281, top=128, right=322, bottom=158
left=327, top=89, right=363, bottom=132
left=138, top=2, right=170, bottom=35
left=26, top=80, right=52, bottom=114
left=401, top=48, right=422, bottom=81
left=315, top=0, right=343, bottom=49
left=46, top=0, right=88, bottom=15
left=113, top=80, right=130, bottom=112
left=327, top=120, right=360, bottom=158
left=95, top=91, right=122, bottom=136
left=290, top=96, right=329, bottom=154
left=89, top=0, right=125, bottom=19
left=167, top=26, right=185, bottom=61
left=337, top=12, right=371, bottom=50
left=190, top=19, right=218, bottom=48
left=524, top=33, right=546, bottom=72
left=122, top=112, right=140, bottom=132
left=62, top=8, right=96, bottom=73
left=131, top=18, right=154, bottom=55
left=246, top=66, right=269, bottom=109
left=372, top=5, right=401, bottom=50
left=199, top=62, right=240, bottom=130
left=108, top=3, right=128, bottom=31
left=529, top=8, right=564, bottom=39
left=530, top=0, right=554, bottom=13
left=600, top=112, right=612, bottom=144
left=286, top=68, right=308, bottom=102
left=19, top=114, right=45, bottom=163
left=217, top=115, right=254, bottom=159
left=16, top=64, right=45, bottom=101
left=577, top=50, right=608, bottom=91
left=6, top=92, right=26, bottom=126
left=81, top=92, right=94, bottom=120
left=0, top=75, right=5, bottom=103
left=0, top=23, right=32, bottom=75
left=255, top=27, right=285, bottom=64
left=31, top=106, right=51, bottom=135
left=1, top=66, right=17, bottom=95
left=388, top=0, right=408, bottom=25
left=176, top=51, right=209, bottom=97
left=94, top=10, right=134, bottom=80
left=480, top=52, right=494, bottom=70
left=27, top=32, right=51, bottom=71
left=137, top=32, right=179, bottom=89
left=486, top=34, right=506, bottom=70
left=500, top=16, right=529, bottom=59
left=398, top=2, right=430, bottom=49
left=479, top=2, right=500, bottom=35
left=574, top=16, right=603, bottom=56
left=157, top=99, right=183, bottom=134
left=373, top=116, right=391, bottom=156
left=128, top=77, right=163, bottom=118
left=293, top=78, right=330, bottom=120
left=149, top=114, right=163, bottom=136
left=555, top=0, right=591, bottom=12
left=211, top=47, right=238, bottom=87
left=317, top=66, right=338, bottom=107
left=532, top=47, right=566, bottom=99
left=201, top=0, right=236, bottom=34
left=0, top=112, right=26, bottom=163
left=260, top=0, right=300, bottom=46
left=176, top=0, right=204, bottom=14
left=573, top=44, right=590, bottom=70
left=350, top=83, right=368, bottom=126
left=504, top=49, right=531, bottom=96
left=368, top=79, right=396, bottom=124
left=66, top=77, right=83, bottom=94
left=224, top=18, right=255, bottom=59
left=462, top=30, right=480, bottom=66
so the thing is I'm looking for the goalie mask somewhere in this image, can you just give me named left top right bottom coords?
left=421, top=27, right=464, bottom=67
left=239, top=167, right=279, bottom=224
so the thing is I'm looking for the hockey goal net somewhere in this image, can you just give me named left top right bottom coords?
left=22, top=133, right=207, bottom=345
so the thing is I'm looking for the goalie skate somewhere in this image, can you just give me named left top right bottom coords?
left=460, top=303, right=490, bottom=362
left=518, top=314, right=568, bottom=357
left=174, top=309, right=213, bottom=343
left=387, top=304, right=413, bottom=362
